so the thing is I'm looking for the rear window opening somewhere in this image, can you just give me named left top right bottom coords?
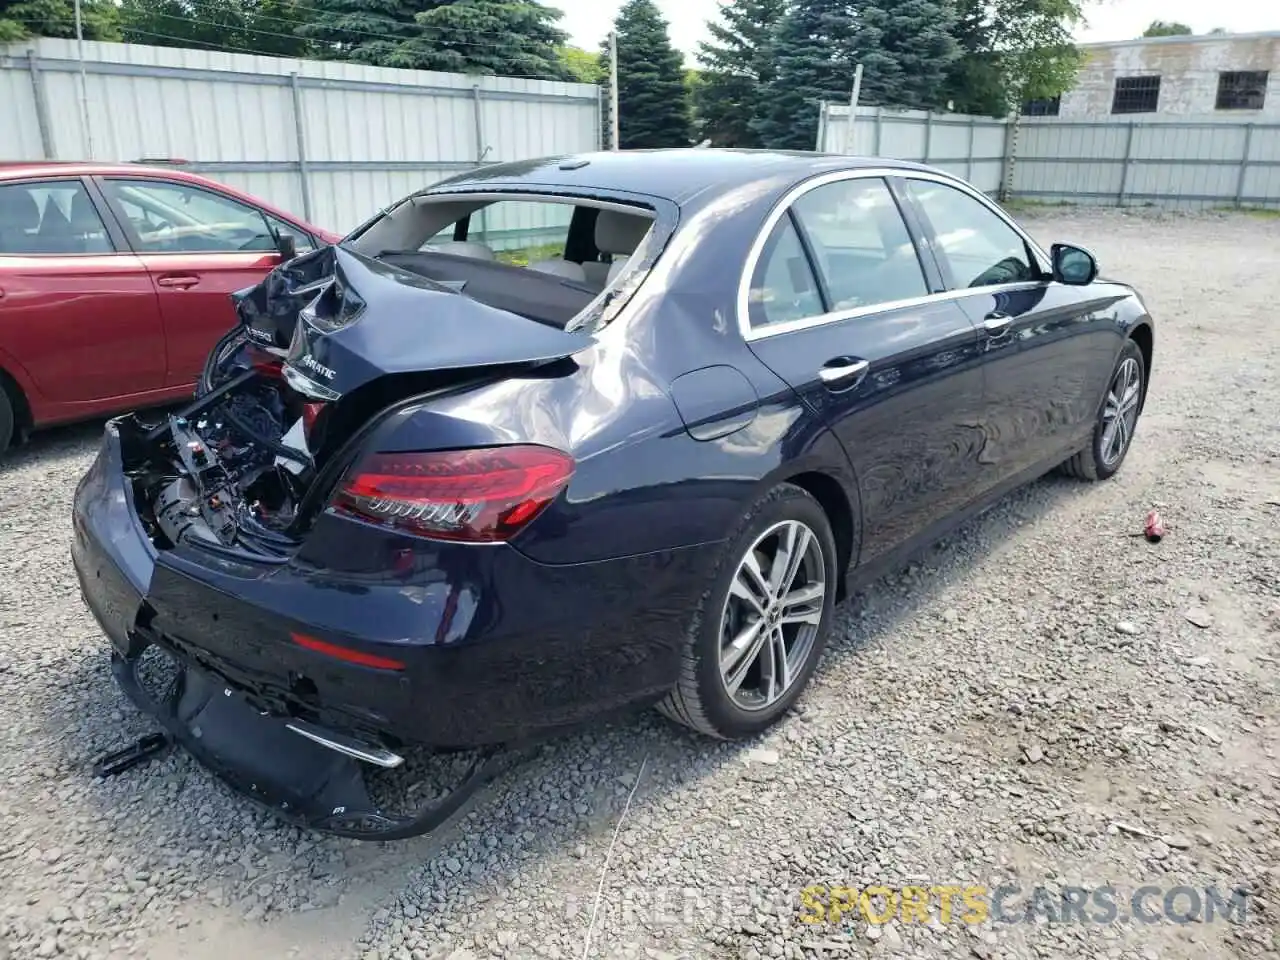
left=347, top=193, right=658, bottom=330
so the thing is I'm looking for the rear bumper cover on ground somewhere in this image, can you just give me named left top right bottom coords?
left=72, top=421, right=719, bottom=836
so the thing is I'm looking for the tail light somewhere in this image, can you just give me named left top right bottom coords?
left=301, top=401, right=326, bottom=436
left=333, top=445, right=574, bottom=542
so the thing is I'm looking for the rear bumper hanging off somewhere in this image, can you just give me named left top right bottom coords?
left=107, top=637, right=522, bottom=841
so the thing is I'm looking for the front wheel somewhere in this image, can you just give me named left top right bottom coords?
left=1060, top=338, right=1145, bottom=482
left=657, top=483, right=838, bottom=740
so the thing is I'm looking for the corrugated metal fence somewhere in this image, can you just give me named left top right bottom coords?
left=819, top=103, right=1280, bottom=209
left=0, top=38, right=602, bottom=233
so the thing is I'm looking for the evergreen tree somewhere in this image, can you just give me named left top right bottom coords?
left=390, top=0, right=573, bottom=79
left=694, top=0, right=787, bottom=148
left=294, top=0, right=425, bottom=65
left=604, top=0, right=691, bottom=149
left=757, top=0, right=958, bottom=151
left=119, top=0, right=311, bottom=57
left=753, top=0, right=855, bottom=150
left=0, top=0, right=120, bottom=42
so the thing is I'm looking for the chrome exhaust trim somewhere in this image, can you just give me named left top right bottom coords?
left=286, top=720, right=404, bottom=768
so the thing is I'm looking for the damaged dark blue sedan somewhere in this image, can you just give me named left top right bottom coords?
left=72, top=150, right=1153, bottom=838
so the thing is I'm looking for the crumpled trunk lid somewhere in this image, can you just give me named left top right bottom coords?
left=231, top=245, right=592, bottom=402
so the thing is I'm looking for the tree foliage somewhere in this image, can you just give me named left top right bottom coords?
left=119, top=0, right=310, bottom=56
left=945, top=0, right=1084, bottom=117
left=389, top=0, right=571, bottom=79
left=1143, top=20, right=1192, bottom=38
left=0, top=0, right=120, bottom=42
left=603, top=0, right=690, bottom=149
left=293, top=0, right=425, bottom=65
left=558, top=44, right=601, bottom=83
left=694, top=0, right=787, bottom=148
left=757, top=0, right=958, bottom=151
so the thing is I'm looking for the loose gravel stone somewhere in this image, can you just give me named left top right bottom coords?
left=1, top=207, right=1278, bottom=960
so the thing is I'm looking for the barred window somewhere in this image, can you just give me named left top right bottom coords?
left=1216, top=71, right=1268, bottom=110
left=1022, top=97, right=1060, bottom=117
left=1112, top=76, right=1160, bottom=114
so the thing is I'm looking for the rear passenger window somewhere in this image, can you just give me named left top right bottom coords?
left=748, top=217, right=824, bottom=328
left=790, top=177, right=928, bottom=311
left=0, top=181, right=113, bottom=255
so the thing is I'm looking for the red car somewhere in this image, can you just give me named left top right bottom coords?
left=0, top=162, right=341, bottom=454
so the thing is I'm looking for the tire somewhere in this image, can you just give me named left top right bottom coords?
left=657, top=483, right=838, bottom=740
left=1059, top=338, right=1145, bottom=482
left=0, top=385, right=14, bottom=458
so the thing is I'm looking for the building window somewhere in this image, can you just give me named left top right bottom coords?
left=1112, top=76, right=1161, bottom=114
left=1216, top=71, right=1268, bottom=110
left=1022, top=96, right=1061, bottom=117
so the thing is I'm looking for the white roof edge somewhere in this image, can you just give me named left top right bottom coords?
left=1079, top=30, right=1280, bottom=52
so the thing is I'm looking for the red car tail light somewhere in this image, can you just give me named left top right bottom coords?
left=291, top=632, right=405, bottom=671
left=332, top=445, right=575, bottom=542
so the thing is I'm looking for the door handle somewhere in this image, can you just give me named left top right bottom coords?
left=156, top=274, right=200, bottom=289
left=819, top=357, right=870, bottom=387
left=982, top=312, right=1012, bottom=336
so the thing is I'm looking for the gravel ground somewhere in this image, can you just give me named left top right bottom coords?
left=1, top=208, right=1278, bottom=960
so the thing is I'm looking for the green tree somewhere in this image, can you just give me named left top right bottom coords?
left=945, top=0, right=1084, bottom=117
left=602, top=0, right=690, bottom=148
left=1143, top=20, right=1192, bottom=37
left=558, top=44, right=602, bottom=83
left=694, top=0, right=787, bottom=148
left=294, top=0, right=426, bottom=65
left=390, top=0, right=572, bottom=79
left=0, top=0, right=120, bottom=42
left=119, top=0, right=311, bottom=56
left=757, top=0, right=958, bottom=151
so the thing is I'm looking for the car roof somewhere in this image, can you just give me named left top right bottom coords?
left=0, top=161, right=213, bottom=182
left=427, top=149, right=942, bottom=205
left=0, top=161, right=334, bottom=236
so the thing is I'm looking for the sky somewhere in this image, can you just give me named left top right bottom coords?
left=554, top=0, right=1278, bottom=65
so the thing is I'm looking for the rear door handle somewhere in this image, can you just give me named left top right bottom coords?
left=819, top=357, right=870, bottom=388
left=156, top=274, right=200, bottom=289
left=982, top=312, right=1012, bottom=336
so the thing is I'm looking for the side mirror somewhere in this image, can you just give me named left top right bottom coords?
left=276, top=233, right=298, bottom=262
left=1051, top=243, right=1097, bottom=285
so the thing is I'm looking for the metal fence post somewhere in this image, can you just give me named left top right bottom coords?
left=923, top=111, right=933, bottom=164
left=595, top=85, right=604, bottom=152
left=873, top=106, right=883, bottom=157
left=288, top=72, right=314, bottom=223
left=26, top=50, right=55, bottom=160
left=815, top=100, right=827, bottom=152
left=471, top=84, right=488, bottom=242
left=966, top=116, right=976, bottom=181
left=1235, top=123, right=1255, bottom=208
left=998, top=113, right=1019, bottom=203
left=1117, top=122, right=1136, bottom=206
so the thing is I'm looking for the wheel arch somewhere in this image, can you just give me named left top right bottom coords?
left=778, top=469, right=858, bottom=602
left=1127, top=320, right=1154, bottom=414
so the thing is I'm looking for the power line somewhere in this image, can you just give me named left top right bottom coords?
left=13, top=17, right=588, bottom=82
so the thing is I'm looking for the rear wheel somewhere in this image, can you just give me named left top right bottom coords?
left=1059, top=338, right=1145, bottom=482
left=657, top=483, right=837, bottom=739
left=0, top=386, right=14, bottom=457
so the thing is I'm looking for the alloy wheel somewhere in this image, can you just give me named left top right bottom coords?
left=1100, top=356, right=1141, bottom=467
left=718, top=520, right=826, bottom=711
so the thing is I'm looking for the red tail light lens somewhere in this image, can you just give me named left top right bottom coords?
left=302, top=401, right=326, bottom=436
left=333, top=445, right=575, bottom=542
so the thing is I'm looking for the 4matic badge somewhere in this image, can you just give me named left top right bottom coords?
left=296, top=353, right=336, bottom=380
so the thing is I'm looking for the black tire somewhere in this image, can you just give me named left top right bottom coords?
left=657, top=483, right=838, bottom=740
left=0, top=385, right=14, bottom=458
left=1059, top=338, right=1145, bottom=482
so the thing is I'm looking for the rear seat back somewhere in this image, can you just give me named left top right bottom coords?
left=593, top=210, right=651, bottom=286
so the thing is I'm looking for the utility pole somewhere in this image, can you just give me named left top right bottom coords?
left=75, top=0, right=95, bottom=158
left=847, top=63, right=863, bottom=155
left=608, top=30, right=620, bottom=151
